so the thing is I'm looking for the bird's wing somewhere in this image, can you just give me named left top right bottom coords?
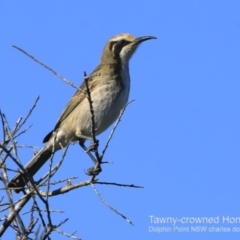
left=55, top=91, right=85, bottom=129
left=42, top=64, right=106, bottom=143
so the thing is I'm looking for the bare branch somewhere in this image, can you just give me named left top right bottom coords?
left=12, top=45, right=80, bottom=91
left=95, top=181, right=143, bottom=188
left=102, top=100, right=134, bottom=159
left=1, top=48, right=140, bottom=239
left=12, top=96, right=40, bottom=138
left=84, top=73, right=98, bottom=155
left=0, top=192, right=32, bottom=236
left=91, top=183, right=134, bottom=225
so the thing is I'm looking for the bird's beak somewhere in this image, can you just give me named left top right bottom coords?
left=134, top=36, right=157, bottom=45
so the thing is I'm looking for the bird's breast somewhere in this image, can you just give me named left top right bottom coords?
left=92, top=67, right=130, bottom=135
left=63, top=65, right=131, bottom=140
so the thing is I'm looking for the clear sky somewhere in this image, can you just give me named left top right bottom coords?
left=1, top=1, right=240, bottom=240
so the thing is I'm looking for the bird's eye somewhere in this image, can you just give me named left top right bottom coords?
left=120, top=40, right=126, bottom=45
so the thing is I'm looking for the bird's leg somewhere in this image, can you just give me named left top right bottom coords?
left=76, top=132, right=98, bottom=152
left=79, top=141, right=97, bottom=164
left=86, top=139, right=99, bottom=152
left=78, top=140, right=102, bottom=176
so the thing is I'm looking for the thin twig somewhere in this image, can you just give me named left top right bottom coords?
left=91, top=183, right=134, bottom=226
left=95, top=181, right=143, bottom=188
left=84, top=72, right=101, bottom=160
left=37, top=146, right=69, bottom=187
left=43, top=176, right=78, bottom=186
left=54, top=228, right=82, bottom=240
left=0, top=160, right=27, bottom=237
left=16, top=96, right=40, bottom=132
left=42, top=218, right=69, bottom=240
left=0, top=110, right=6, bottom=142
left=13, top=124, right=33, bottom=140
left=101, top=100, right=134, bottom=159
left=23, top=208, right=64, bottom=216
left=31, top=194, right=47, bottom=234
left=0, top=191, right=33, bottom=236
left=26, top=218, right=38, bottom=236
left=12, top=46, right=80, bottom=91
left=37, top=179, right=92, bottom=197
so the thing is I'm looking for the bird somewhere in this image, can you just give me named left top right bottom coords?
left=8, top=33, right=156, bottom=193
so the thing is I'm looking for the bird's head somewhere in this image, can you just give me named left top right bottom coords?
left=101, top=33, right=156, bottom=65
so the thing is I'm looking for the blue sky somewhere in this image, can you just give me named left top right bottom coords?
left=1, top=1, right=240, bottom=239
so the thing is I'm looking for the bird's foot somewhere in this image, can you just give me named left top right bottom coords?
left=86, top=164, right=102, bottom=176
left=85, top=140, right=99, bottom=152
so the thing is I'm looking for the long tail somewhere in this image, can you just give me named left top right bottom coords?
left=8, top=147, right=53, bottom=193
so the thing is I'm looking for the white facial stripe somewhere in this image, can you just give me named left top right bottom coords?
left=111, top=36, right=126, bottom=42
left=110, top=33, right=135, bottom=43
